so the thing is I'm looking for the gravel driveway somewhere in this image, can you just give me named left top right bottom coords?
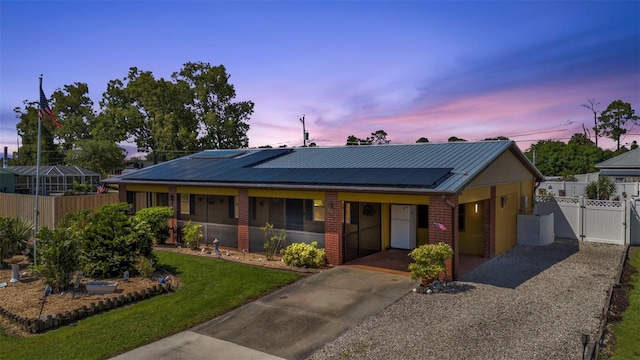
left=308, top=239, right=624, bottom=360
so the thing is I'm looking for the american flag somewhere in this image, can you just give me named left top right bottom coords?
left=39, top=84, right=62, bottom=127
left=97, top=183, right=107, bottom=194
left=434, top=222, right=447, bottom=231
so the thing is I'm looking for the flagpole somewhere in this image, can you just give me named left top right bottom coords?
left=34, top=75, right=43, bottom=266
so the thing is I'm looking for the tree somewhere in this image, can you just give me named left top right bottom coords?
left=598, top=100, right=639, bottom=151
left=134, top=206, right=174, bottom=245
left=370, top=130, right=390, bottom=144
left=32, top=226, right=79, bottom=292
left=416, top=137, right=429, bottom=143
left=585, top=176, right=617, bottom=200
left=448, top=136, right=467, bottom=142
left=64, top=139, right=126, bottom=177
left=80, top=203, right=157, bottom=278
left=346, top=135, right=372, bottom=145
left=14, top=100, right=63, bottom=165
left=525, top=140, right=567, bottom=176
left=174, top=62, right=254, bottom=149
left=51, top=82, right=96, bottom=152
left=100, top=67, right=200, bottom=164
left=346, top=130, right=389, bottom=145
left=581, top=99, right=601, bottom=147
left=483, top=136, right=509, bottom=141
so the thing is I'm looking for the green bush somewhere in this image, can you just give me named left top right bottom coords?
left=585, top=176, right=617, bottom=200
left=134, top=206, right=173, bottom=245
left=31, top=227, right=79, bottom=292
left=280, top=241, right=325, bottom=268
left=135, top=256, right=155, bottom=278
left=181, top=220, right=202, bottom=250
left=408, top=242, right=453, bottom=282
left=0, top=217, right=33, bottom=268
left=261, top=222, right=286, bottom=260
left=79, top=203, right=157, bottom=278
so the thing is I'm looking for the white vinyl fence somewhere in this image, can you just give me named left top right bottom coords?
left=534, top=195, right=640, bottom=245
left=541, top=180, right=640, bottom=199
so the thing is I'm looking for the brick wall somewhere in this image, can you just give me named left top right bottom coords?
left=237, top=188, right=249, bottom=251
left=168, top=186, right=178, bottom=243
left=483, top=187, right=496, bottom=259
left=428, top=195, right=458, bottom=279
left=324, top=191, right=343, bottom=265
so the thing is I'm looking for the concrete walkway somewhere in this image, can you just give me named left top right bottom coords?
left=111, top=266, right=415, bottom=360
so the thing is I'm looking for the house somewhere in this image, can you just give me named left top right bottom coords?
left=104, top=140, right=544, bottom=278
left=5, top=165, right=101, bottom=195
left=595, top=147, right=640, bottom=183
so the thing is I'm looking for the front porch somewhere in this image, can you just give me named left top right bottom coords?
left=342, top=248, right=487, bottom=279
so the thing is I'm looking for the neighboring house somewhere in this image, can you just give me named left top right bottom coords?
left=595, top=148, right=640, bottom=183
left=105, top=140, right=544, bottom=279
left=6, top=165, right=101, bottom=195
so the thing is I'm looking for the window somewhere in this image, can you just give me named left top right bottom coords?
left=458, top=204, right=465, bottom=231
left=228, top=196, right=238, bottom=219
left=305, top=200, right=325, bottom=221
left=180, top=194, right=193, bottom=215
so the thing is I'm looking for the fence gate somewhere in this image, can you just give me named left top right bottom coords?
left=535, top=196, right=630, bottom=245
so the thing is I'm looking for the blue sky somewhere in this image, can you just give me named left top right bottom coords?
left=1, top=1, right=639, bottom=158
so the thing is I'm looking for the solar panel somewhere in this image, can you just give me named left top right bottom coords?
left=190, top=150, right=247, bottom=159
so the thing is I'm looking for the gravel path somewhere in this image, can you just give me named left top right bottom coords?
left=308, top=239, right=623, bottom=360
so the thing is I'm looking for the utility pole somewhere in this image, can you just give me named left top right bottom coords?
left=299, top=115, right=308, bottom=147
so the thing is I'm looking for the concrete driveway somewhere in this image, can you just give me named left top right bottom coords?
left=111, top=266, right=415, bottom=360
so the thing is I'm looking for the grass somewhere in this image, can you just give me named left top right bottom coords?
left=608, top=246, right=640, bottom=360
left=0, top=251, right=305, bottom=360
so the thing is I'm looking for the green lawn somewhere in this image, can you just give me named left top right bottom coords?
left=608, top=246, right=640, bottom=360
left=0, top=251, right=305, bottom=360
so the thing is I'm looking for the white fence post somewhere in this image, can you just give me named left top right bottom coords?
left=625, top=200, right=630, bottom=245
left=579, top=195, right=585, bottom=241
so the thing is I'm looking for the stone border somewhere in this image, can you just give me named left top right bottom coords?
left=0, top=283, right=173, bottom=334
left=584, top=244, right=629, bottom=359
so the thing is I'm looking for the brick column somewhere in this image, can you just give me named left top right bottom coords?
left=428, top=195, right=458, bottom=280
left=483, top=187, right=496, bottom=259
left=237, top=188, right=249, bottom=251
left=324, top=191, right=343, bottom=265
left=168, top=186, right=178, bottom=244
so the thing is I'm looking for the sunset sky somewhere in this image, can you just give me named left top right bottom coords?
left=1, top=1, right=639, bottom=158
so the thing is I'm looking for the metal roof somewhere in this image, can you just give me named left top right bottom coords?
left=107, top=141, right=543, bottom=193
left=595, top=148, right=640, bottom=169
left=8, top=165, right=100, bottom=177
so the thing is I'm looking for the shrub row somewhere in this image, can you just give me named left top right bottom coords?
left=0, top=283, right=172, bottom=334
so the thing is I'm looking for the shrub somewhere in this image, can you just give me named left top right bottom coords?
left=408, top=242, right=453, bottom=282
left=0, top=217, right=33, bottom=268
left=181, top=220, right=202, bottom=250
left=585, top=176, right=617, bottom=200
left=134, top=206, right=173, bottom=245
left=261, top=223, right=286, bottom=260
left=31, top=227, right=79, bottom=292
left=79, top=203, right=157, bottom=278
left=280, top=242, right=325, bottom=268
left=135, top=256, right=155, bottom=278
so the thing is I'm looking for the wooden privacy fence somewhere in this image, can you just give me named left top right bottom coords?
left=535, top=195, right=640, bottom=245
left=0, top=193, right=120, bottom=229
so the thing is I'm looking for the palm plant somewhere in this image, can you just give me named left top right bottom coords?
left=0, top=217, right=34, bottom=268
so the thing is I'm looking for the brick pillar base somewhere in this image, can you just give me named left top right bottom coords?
left=324, top=192, right=343, bottom=265
left=238, top=189, right=249, bottom=251
left=484, top=187, right=496, bottom=259
left=429, top=196, right=458, bottom=280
